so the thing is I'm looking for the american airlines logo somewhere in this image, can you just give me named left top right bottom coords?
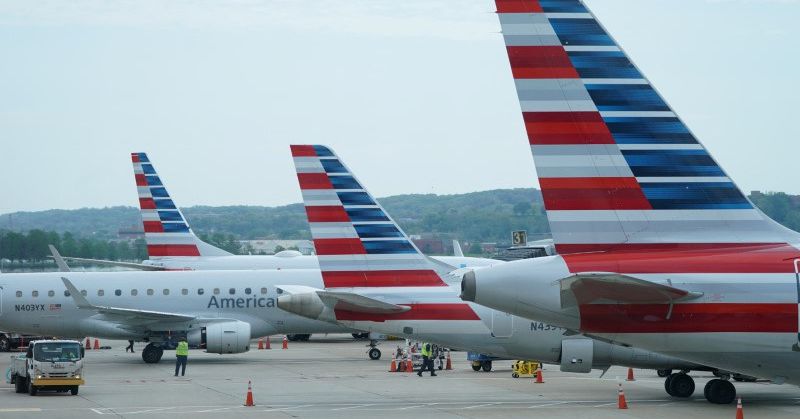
left=207, top=296, right=275, bottom=309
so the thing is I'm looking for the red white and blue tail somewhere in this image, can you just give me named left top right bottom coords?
left=290, top=145, right=449, bottom=288
left=131, top=152, right=231, bottom=258
left=496, top=0, right=799, bottom=254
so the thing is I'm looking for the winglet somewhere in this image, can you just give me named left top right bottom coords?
left=61, top=277, right=92, bottom=309
left=49, top=245, right=71, bottom=272
left=453, top=240, right=464, bottom=257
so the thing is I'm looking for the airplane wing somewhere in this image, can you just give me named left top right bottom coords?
left=317, top=291, right=411, bottom=314
left=61, top=277, right=195, bottom=323
left=559, top=272, right=703, bottom=309
left=59, top=257, right=168, bottom=271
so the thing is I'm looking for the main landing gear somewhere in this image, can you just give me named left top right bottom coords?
left=663, top=372, right=737, bottom=404
left=142, top=343, right=164, bottom=364
left=367, top=339, right=381, bottom=360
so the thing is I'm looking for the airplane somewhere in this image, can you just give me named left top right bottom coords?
left=460, top=0, right=800, bottom=404
left=64, top=152, right=500, bottom=273
left=276, top=144, right=705, bottom=380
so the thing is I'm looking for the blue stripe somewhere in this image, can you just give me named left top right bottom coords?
left=622, top=150, right=725, bottom=177
left=346, top=208, right=389, bottom=222
left=329, top=175, right=362, bottom=190
left=603, top=117, right=697, bottom=144
left=153, top=199, right=176, bottom=210
left=567, top=51, right=642, bottom=79
left=157, top=211, right=184, bottom=222
left=363, top=240, right=416, bottom=254
left=149, top=187, right=170, bottom=198
left=141, top=164, right=156, bottom=175
left=338, top=192, right=375, bottom=206
left=539, top=0, right=588, bottom=13
left=321, top=159, right=348, bottom=174
left=161, top=223, right=190, bottom=233
left=313, top=145, right=335, bottom=157
left=354, top=224, right=404, bottom=239
left=640, top=182, right=751, bottom=210
left=585, top=84, right=669, bottom=112
left=145, top=175, right=162, bottom=186
left=550, top=19, right=614, bottom=46
left=137, top=153, right=150, bottom=163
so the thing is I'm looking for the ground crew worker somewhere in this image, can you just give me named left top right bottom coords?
left=175, top=337, right=189, bottom=377
left=125, top=340, right=135, bottom=353
left=417, top=341, right=437, bottom=377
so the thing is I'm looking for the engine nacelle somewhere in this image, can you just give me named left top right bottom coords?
left=560, top=338, right=594, bottom=373
left=188, top=321, right=251, bottom=354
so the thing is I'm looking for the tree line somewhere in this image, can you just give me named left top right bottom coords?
left=0, top=229, right=147, bottom=263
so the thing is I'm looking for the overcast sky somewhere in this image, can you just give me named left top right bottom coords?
left=1, top=0, right=798, bottom=214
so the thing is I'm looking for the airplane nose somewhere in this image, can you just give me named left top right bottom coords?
left=460, top=270, right=476, bottom=302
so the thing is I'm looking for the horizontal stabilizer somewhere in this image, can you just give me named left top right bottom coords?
left=559, top=272, right=703, bottom=309
left=317, top=291, right=411, bottom=314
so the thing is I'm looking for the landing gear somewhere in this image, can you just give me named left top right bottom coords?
left=470, top=360, right=493, bottom=372
left=367, top=339, right=381, bottom=360
left=704, top=379, right=736, bottom=404
left=142, top=343, right=164, bottom=364
left=664, top=373, right=695, bottom=398
left=287, top=334, right=311, bottom=342
left=657, top=369, right=672, bottom=378
left=352, top=332, right=370, bottom=339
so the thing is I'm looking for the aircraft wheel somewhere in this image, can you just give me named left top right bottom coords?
left=471, top=362, right=481, bottom=372
left=664, top=374, right=675, bottom=396
left=704, top=379, right=736, bottom=404
left=657, top=369, right=672, bottom=378
left=481, top=361, right=492, bottom=372
left=142, top=344, right=163, bottom=364
left=668, top=373, right=695, bottom=398
left=368, top=348, right=381, bottom=360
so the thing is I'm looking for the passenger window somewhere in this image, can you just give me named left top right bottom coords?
left=64, top=290, right=71, bottom=297
left=48, top=290, right=55, bottom=297
left=181, top=288, right=188, bottom=295
left=16, top=291, right=22, bottom=298
left=115, top=289, right=122, bottom=296
left=245, top=288, right=252, bottom=295
left=228, top=288, right=235, bottom=295
left=261, top=287, right=267, bottom=295
left=213, top=288, right=220, bottom=295
left=197, top=288, right=204, bottom=295
left=97, top=289, right=104, bottom=297
left=131, top=289, right=138, bottom=296
left=81, top=290, right=87, bottom=296
left=147, top=289, right=154, bottom=296
left=32, top=290, right=39, bottom=298
left=163, top=289, right=170, bottom=296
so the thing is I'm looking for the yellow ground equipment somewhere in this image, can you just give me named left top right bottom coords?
left=511, top=360, right=540, bottom=378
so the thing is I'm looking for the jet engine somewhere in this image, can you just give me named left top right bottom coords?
left=560, top=338, right=594, bottom=373
left=188, top=321, right=251, bottom=354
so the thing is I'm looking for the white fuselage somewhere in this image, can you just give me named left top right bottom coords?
left=142, top=255, right=499, bottom=271
left=468, top=254, right=800, bottom=385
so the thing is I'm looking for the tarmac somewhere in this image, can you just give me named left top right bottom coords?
left=1, top=335, right=799, bottom=418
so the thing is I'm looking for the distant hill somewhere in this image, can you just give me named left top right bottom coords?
left=2, top=188, right=799, bottom=243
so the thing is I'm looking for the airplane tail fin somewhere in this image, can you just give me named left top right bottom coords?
left=290, top=145, right=449, bottom=288
left=131, top=152, right=231, bottom=258
left=496, top=0, right=799, bottom=253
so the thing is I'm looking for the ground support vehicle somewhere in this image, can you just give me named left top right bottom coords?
left=9, top=340, right=84, bottom=396
left=511, top=360, right=541, bottom=378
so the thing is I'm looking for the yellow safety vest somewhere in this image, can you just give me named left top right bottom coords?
left=421, top=343, right=432, bottom=357
left=176, top=341, right=189, bottom=356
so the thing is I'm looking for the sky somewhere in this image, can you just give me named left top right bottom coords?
left=0, top=0, right=798, bottom=214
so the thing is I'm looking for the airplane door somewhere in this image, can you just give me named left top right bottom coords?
left=491, top=310, right=513, bottom=338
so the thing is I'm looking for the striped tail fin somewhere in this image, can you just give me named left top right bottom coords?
left=290, top=145, right=449, bottom=288
left=496, top=0, right=799, bottom=254
left=131, top=152, right=231, bottom=258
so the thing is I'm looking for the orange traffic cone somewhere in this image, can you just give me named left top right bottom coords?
left=265, top=336, right=271, bottom=349
left=626, top=367, right=635, bottom=381
left=735, top=397, right=743, bottom=419
left=618, top=383, right=628, bottom=409
left=535, top=365, right=544, bottom=383
left=85, top=338, right=91, bottom=350
left=244, top=380, right=254, bottom=407
left=282, top=336, right=288, bottom=350
left=257, top=338, right=264, bottom=350
left=93, top=339, right=100, bottom=350
left=406, top=358, right=414, bottom=373
left=445, top=351, right=453, bottom=370
left=389, top=358, right=397, bottom=372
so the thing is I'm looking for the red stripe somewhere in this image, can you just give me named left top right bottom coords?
left=561, top=243, right=800, bottom=274
left=290, top=145, right=317, bottom=157
left=138, top=198, right=156, bottom=210
left=524, top=112, right=615, bottom=145
left=507, top=46, right=579, bottom=79
left=142, top=221, right=164, bottom=233
left=495, top=0, right=542, bottom=13
left=313, top=238, right=365, bottom=255
left=131, top=153, right=140, bottom=163
left=335, top=303, right=480, bottom=322
left=539, top=177, right=651, bottom=210
left=135, top=174, right=148, bottom=187
left=322, top=270, right=446, bottom=288
left=147, top=245, right=200, bottom=257
left=305, top=206, right=350, bottom=222
left=297, top=173, right=333, bottom=190
left=579, top=303, right=797, bottom=333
